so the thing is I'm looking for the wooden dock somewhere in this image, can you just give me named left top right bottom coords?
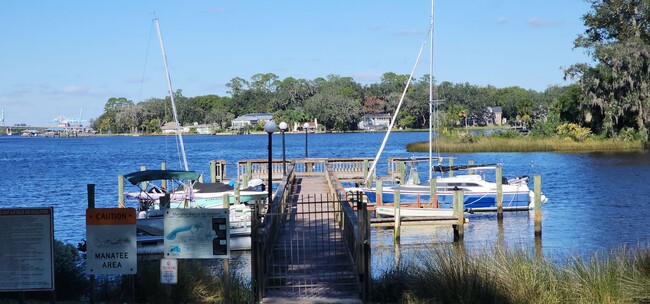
left=262, top=175, right=362, bottom=304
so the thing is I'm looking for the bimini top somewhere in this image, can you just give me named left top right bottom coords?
left=124, top=170, right=201, bottom=185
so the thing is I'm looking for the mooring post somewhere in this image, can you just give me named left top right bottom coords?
left=246, top=161, right=252, bottom=181
left=234, top=182, right=241, bottom=205
left=87, top=184, right=96, bottom=304
left=221, top=194, right=231, bottom=301
left=453, top=189, right=464, bottom=242
left=250, top=203, right=260, bottom=302
left=448, top=157, right=455, bottom=177
left=394, top=190, right=401, bottom=244
left=430, top=178, right=437, bottom=207
left=534, top=174, right=542, bottom=237
left=140, top=165, right=147, bottom=191
left=496, top=165, right=503, bottom=220
left=376, top=180, right=383, bottom=206
left=161, top=162, right=167, bottom=190
left=118, top=175, right=124, bottom=208
left=468, top=160, right=475, bottom=175
left=209, top=160, right=216, bottom=183
left=362, top=159, right=369, bottom=182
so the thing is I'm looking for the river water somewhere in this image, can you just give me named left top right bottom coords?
left=1, top=132, right=649, bottom=261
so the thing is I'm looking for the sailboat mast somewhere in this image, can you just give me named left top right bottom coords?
left=429, top=0, right=434, bottom=181
left=154, top=17, right=189, bottom=171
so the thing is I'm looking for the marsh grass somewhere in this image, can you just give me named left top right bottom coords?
left=407, top=137, right=644, bottom=153
left=371, top=246, right=650, bottom=304
left=94, top=259, right=251, bottom=304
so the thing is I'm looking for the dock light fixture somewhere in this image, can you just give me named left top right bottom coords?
left=279, top=121, right=288, bottom=176
left=303, top=122, right=309, bottom=158
left=264, top=120, right=276, bottom=205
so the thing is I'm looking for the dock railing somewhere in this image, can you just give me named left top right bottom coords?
left=237, top=158, right=374, bottom=182
left=250, top=161, right=370, bottom=302
left=251, top=166, right=297, bottom=301
left=325, top=166, right=371, bottom=302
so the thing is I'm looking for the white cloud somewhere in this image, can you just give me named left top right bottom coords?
left=528, top=18, right=560, bottom=27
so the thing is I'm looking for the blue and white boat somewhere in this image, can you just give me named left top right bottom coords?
left=363, top=171, right=544, bottom=213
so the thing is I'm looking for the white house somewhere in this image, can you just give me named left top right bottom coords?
left=230, top=113, right=274, bottom=130
left=358, top=114, right=391, bottom=130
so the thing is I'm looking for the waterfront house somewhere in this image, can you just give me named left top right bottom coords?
left=358, top=114, right=391, bottom=131
left=230, top=113, right=274, bottom=131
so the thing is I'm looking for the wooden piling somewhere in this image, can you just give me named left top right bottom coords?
left=376, top=180, right=383, bottom=206
left=468, top=160, right=474, bottom=175
left=496, top=165, right=503, bottom=220
left=534, top=174, right=542, bottom=237
left=453, top=189, right=464, bottom=241
left=362, top=159, right=369, bottom=184
left=394, top=190, right=401, bottom=244
left=430, top=178, right=437, bottom=208
left=210, top=160, right=217, bottom=183
left=87, top=184, right=96, bottom=304
left=234, top=182, right=241, bottom=205
left=448, top=157, right=455, bottom=177
left=223, top=193, right=230, bottom=208
left=118, top=175, right=124, bottom=208
left=140, top=165, right=147, bottom=191
left=161, top=162, right=167, bottom=190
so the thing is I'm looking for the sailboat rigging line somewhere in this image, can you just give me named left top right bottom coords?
left=429, top=0, right=434, bottom=181
left=364, top=31, right=431, bottom=185
left=154, top=17, right=189, bottom=171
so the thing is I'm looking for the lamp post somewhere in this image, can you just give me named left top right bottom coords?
left=303, top=122, right=309, bottom=158
left=279, top=121, right=288, bottom=176
left=264, top=121, right=276, bottom=206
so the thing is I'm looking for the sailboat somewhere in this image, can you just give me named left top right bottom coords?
left=129, top=17, right=266, bottom=253
left=362, top=1, right=547, bottom=216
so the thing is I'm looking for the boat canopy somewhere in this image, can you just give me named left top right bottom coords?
left=124, top=170, right=201, bottom=185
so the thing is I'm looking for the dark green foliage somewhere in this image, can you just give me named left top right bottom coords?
left=53, top=241, right=88, bottom=301
left=529, top=113, right=560, bottom=138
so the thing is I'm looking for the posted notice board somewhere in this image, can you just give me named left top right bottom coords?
left=0, top=207, right=54, bottom=291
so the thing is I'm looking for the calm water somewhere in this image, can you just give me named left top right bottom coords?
left=1, top=132, right=649, bottom=259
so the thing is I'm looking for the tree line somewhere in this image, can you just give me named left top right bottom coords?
left=91, top=73, right=559, bottom=134
left=92, top=0, right=650, bottom=145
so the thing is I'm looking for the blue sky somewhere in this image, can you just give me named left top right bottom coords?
left=0, top=0, right=593, bottom=126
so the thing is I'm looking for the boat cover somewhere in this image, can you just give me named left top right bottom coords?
left=124, top=170, right=201, bottom=185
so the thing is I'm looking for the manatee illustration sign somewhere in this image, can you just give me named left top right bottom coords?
left=86, top=208, right=137, bottom=275
left=163, top=208, right=230, bottom=259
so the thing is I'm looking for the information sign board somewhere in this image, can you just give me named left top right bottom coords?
left=163, top=208, right=230, bottom=259
left=86, top=208, right=137, bottom=275
left=0, top=208, right=54, bottom=291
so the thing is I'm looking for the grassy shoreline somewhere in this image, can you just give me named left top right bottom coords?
left=3, top=243, right=649, bottom=303
left=372, top=245, right=650, bottom=304
left=407, top=137, right=645, bottom=153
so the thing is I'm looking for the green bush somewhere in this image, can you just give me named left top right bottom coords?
left=53, top=240, right=88, bottom=301
left=556, top=123, right=592, bottom=142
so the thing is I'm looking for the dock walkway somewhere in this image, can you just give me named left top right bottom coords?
left=262, top=175, right=362, bottom=304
